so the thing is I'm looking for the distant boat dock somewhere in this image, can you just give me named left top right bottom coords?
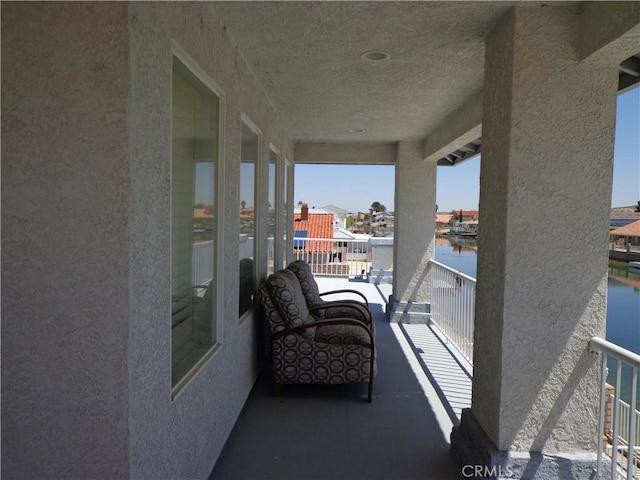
left=609, top=244, right=640, bottom=263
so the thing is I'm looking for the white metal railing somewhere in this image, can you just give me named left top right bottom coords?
left=193, top=240, right=214, bottom=286
left=618, top=398, right=640, bottom=456
left=590, top=336, right=640, bottom=479
left=292, top=238, right=370, bottom=278
left=429, top=259, right=476, bottom=364
left=610, top=243, right=640, bottom=253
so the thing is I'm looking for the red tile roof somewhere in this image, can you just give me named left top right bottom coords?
left=610, top=219, right=640, bottom=237
left=454, top=210, right=479, bottom=219
left=293, top=212, right=334, bottom=252
left=435, top=214, right=453, bottom=223
left=193, top=207, right=215, bottom=219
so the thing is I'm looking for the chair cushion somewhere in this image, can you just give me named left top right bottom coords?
left=287, top=260, right=323, bottom=309
left=314, top=323, right=372, bottom=346
left=264, top=269, right=315, bottom=339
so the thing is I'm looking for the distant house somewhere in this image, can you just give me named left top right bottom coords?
left=372, top=211, right=394, bottom=223
left=334, top=227, right=371, bottom=242
left=610, top=205, right=640, bottom=229
left=320, top=204, right=350, bottom=229
left=293, top=206, right=334, bottom=254
left=192, top=206, right=215, bottom=238
left=193, top=206, right=215, bottom=220
left=451, top=210, right=479, bottom=223
left=443, top=210, right=480, bottom=236
left=239, top=207, right=255, bottom=235
left=609, top=219, right=640, bottom=246
left=293, top=206, right=370, bottom=276
left=436, top=213, right=454, bottom=228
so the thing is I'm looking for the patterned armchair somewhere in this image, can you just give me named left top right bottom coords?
left=259, top=269, right=376, bottom=402
left=286, top=260, right=374, bottom=332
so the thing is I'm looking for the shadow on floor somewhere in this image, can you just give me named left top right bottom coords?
left=210, top=299, right=464, bottom=480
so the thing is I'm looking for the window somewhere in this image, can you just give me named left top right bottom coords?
left=239, top=120, right=258, bottom=317
left=282, top=159, right=293, bottom=268
left=267, top=149, right=277, bottom=275
left=171, top=54, right=221, bottom=389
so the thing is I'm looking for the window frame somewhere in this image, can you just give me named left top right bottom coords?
left=270, top=145, right=284, bottom=270
left=238, top=114, right=262, bottom=322
left=170, top=43, right=226, bottom=399
left=283, top=158, right=294, bottom=268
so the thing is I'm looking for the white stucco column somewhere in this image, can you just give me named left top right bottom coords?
left=389, top=141, right=437, bottom=323
left=451, top=6, right=622, bottom=478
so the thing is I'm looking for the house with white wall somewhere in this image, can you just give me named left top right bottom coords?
left=3, top=2, right=639, bottom=478
left=321, top=204, right=351, bottom=230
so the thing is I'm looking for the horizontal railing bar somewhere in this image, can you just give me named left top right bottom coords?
left=590, top=337, right=640, bottom=369
left=609, top=446, right=640, bottom=452
left=294, top=237, right=366, bottom=242
left=429, top=259, right=477, bottom=283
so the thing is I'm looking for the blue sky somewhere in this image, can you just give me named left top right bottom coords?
left=612, top=87, right=640, bottom=208
left=295, top=87, right=639, bottom=213
left=294, top=164, right=396, bottom=212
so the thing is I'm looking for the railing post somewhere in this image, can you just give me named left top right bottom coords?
left=627, top=367, right=637, bottom=479
left=604, top=383, right=615, bottom=437
left=597, top=357, right=608, bottom=478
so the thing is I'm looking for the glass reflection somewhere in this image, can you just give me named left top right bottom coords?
left=171, top=56, right=218, bottom=388
left=239, top=122, right=257, bottom=317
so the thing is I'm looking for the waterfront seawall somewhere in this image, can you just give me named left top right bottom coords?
left=609, top=249, right=640, bottom=263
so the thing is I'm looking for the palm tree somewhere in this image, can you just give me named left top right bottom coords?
left=240, top=200, right=246, bottom=209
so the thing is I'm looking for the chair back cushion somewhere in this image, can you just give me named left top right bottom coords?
left=287, top=260, right=324, bottom=308
left=261, top=269, right=315, bottom=339
left=259, top=282, right=285, bottom=334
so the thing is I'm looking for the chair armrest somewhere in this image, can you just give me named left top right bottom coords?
left=319, top=289, right=369, bottom=306
left=273, top=318, right=375, bottom=346
left=309, top=302, right=373, bottom=326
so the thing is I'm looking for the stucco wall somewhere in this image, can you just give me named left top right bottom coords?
left=580, top=1, right=640, bottom=63
left=128, top=3, right=293, bottom=479
left=294, top=142, right=397, bottom=165
left=2, top=3, right=132, bottom=478
left=422, top=91, right=483, bottom=163
left=2, top=2, right=294, bottom=479
left=474, top=6, right=618, bottom=453
left=392, top=142, right=437, bottom=304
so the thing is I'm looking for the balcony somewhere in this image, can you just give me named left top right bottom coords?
left=210, top=277, right=471, bottom=480
left=212, top=248, right=640, bottom=480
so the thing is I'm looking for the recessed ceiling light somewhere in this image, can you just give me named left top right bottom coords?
left=360, top=50, right=390, bottom=62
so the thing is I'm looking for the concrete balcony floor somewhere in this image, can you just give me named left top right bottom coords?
left=210, top=278, right=471, bottom=480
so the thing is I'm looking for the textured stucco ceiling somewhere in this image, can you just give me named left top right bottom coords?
left=212, top=1, right=525, bottom=143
